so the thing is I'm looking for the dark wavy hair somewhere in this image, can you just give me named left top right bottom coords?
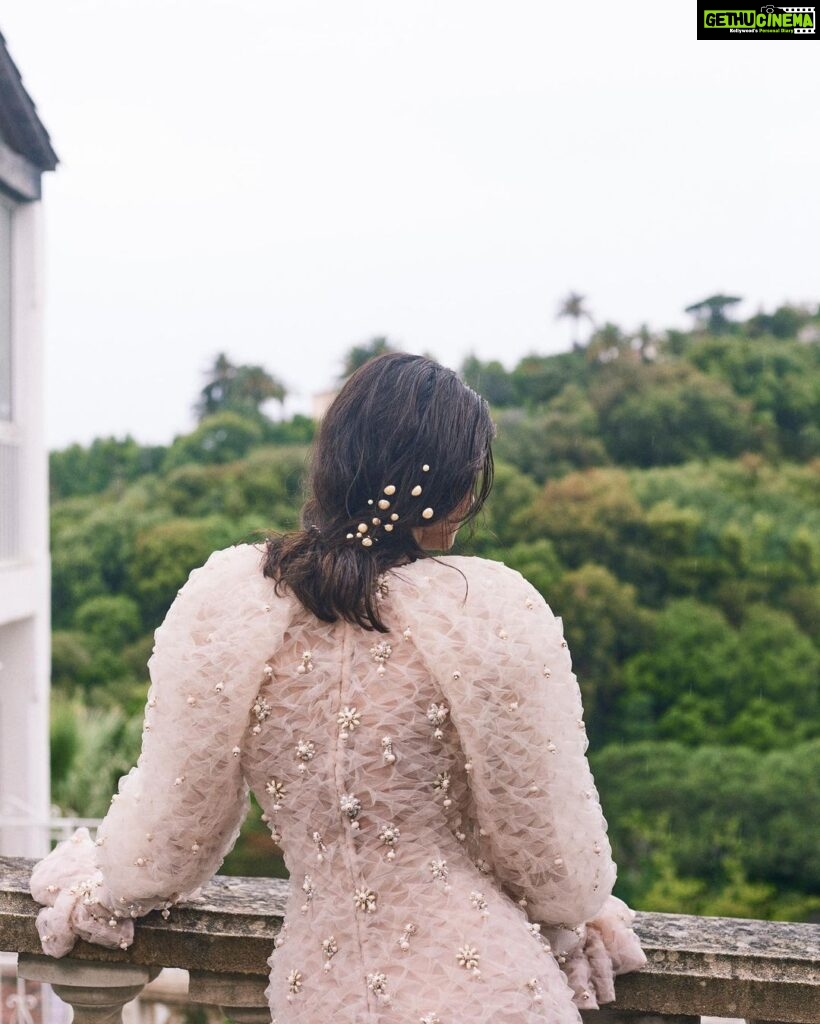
left=262, top=352, right=495, bottom=631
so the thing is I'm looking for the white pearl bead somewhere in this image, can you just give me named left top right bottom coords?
left=411, top=485, right=422, bottom=496
left=378, top=499, right=390, bottom=510
left=362, top=537, right=373, bottom=547
left=422, top=507, right=434, bottom=519
left=358, top=522, right=368, bottom=532
left=384, top=485, right=396, bottom=495
left=422, top=464, right=430, bottom=471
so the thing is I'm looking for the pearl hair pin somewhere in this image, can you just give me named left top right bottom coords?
left=347, top=464, right=433, bottom=546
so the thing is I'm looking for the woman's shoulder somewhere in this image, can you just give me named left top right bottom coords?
left=162, top=542, right=291, bottom=626
left=176, top=542, right=267, bottom=597
left=391, top=554, right=542, bottom=608
left=422, top=553, right=531, bottom=585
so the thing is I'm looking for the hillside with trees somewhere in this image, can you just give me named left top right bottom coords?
left=48, top=300, right=820, bottom=921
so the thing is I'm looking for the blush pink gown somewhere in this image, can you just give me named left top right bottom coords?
left=31, top=543, right=646, bottom=1023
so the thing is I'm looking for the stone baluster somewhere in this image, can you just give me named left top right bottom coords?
left=188, top=970, right=270, bottom=1024
left=17, top=954, right=159, bottom=1024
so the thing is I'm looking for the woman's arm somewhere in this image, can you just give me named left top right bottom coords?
left=30, top=543, right=290, bottom=957
left=399, top=557, right=646, bottom=1007
left=438, top=561, right=617, bottom=927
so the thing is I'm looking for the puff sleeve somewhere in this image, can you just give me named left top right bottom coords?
left=30, top=543, right=293, bottom=957
left=394, top=557, right=645, bottom=1005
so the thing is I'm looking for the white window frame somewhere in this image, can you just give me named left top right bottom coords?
left=0, top=191, right=21, bottom=563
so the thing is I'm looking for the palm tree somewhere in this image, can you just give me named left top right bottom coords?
left=557, top=292, right=595, bottom=347
left=194, top=353, right=287, bottom=423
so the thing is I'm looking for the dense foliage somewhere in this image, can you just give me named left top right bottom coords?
left=49, top=302, right=820, bottom=920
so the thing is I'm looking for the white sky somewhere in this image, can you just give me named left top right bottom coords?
left=2, top=1, right=818, bottom=449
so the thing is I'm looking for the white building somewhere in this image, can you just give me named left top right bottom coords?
left=0, top=30, right=58, bottom=857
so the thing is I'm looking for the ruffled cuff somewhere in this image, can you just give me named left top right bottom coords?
left=29, top=827, right=135, bottom=958
left=557, top=896, right=647, bottom=1009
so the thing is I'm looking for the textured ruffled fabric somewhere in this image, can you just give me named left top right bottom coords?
left=29, top=827, right=134, bottom=956
left=30, top=545, right=646, bottom=1023
left=29, top=544, right=293, bottom=957
left=551, top=896, right=647, bottom=1009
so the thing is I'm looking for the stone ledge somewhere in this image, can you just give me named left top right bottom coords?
left=2, top=856, right=819, bottom=1022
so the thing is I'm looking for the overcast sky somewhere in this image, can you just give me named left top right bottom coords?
left=2, top=1, right=818, bottom=450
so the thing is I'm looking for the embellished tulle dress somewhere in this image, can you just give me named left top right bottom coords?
left=30, top=543, right=646, bottom=1024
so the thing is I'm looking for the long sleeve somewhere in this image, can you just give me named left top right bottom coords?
left=30, top=543, right=294, bottom=957
left=393, top=556, right=645, bottom=1005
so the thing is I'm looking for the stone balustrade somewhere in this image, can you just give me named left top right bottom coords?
left=1, top=856, right=818, bottom=1024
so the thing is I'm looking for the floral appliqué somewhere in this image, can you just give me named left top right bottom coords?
left=370, top=640, right=393, bottom=677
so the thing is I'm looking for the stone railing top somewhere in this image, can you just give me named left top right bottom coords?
left=2, top=856, right=819, bottom=1022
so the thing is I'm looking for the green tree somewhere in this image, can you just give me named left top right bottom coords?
left=127, top=516, right=237, bottom=627
left=522, top=467, right=647, bottom=572
left=618, top=599, right=739, bottom=743
left=548, top=564, right=653, bottom=739
left=459, top=460, right=540, bottom=551
left=584, top=322, right=633, bottom=365
left=460, top=354, right=517, bottom=406
left=163, top=411, right=264, bottom=470
left=74, top=594, right=143, bottom=650
left=509, top=350, right=587, bottom=408
left=50, top=436, right=165, bottom=501
left=493, top=387, right=608, bottom=482
left=746, top=303, right=813, bottom=341
left=593, top=740, right=820, bottom=911
left=590, top=361, right=757, bottom=466
left=50, top=696, right=143, bottom=818
left=339, top=337, right=395, bottom=379
left=686, top=334, right=820, bottom=459
left=194, top=352, right=287, bottom=422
